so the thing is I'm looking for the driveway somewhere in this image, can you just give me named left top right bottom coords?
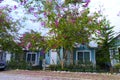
left=0, top=70, right=120, bottom=80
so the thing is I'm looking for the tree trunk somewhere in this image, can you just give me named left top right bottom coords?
left=57, top=48, right=65, bottom=69
left=70, top=49, right=73, bottom=65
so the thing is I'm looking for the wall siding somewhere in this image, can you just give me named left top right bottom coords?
left=46, top=46, right=96, bottom=66
left=73, top=45, right=96, bottom=65
left=110, top=36, right=120, bottom=66
left=45, top=52, right=50, bottom=64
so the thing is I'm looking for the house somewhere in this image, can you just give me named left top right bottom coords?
left=24, top=41, right=97, bottom=68
left=44, top=41, right=97, bottom=67
left=0, top=51, right=11, bottom=62
left=0, top=50, right=11, bottom=70
left=109, top=34, right=120, bottom=67
left=24, top=49, right=59, bottom=66
left=0, top=41, right=97, bottom=70
left=74, top=41, right=97, bottom=66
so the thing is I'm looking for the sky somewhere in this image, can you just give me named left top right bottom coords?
left=0, top=0, right=120, bottom=35
left=89, top=0, right=120, bottom=34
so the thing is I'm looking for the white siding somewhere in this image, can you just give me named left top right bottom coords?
left=6, top=53, right=11, bottom=61
left=50, top=49, right=57, bottom=65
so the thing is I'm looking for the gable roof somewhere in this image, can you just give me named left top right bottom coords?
left=113, top=34, right=120, bottom=40
left=74, top=41, right=98, bottom=48
left=115, top=34, right=120, bottom=39
left=89, top=41, right=98, bottom=48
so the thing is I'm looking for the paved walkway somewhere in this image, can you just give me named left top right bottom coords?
left=0, top=70, right=120, bottom=80
left=0, top=73, right=43, bottom=80
left=0, top=72, right=89, bottom=80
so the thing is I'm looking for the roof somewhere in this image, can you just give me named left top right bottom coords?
left=89, top=41, right=98, bottom=48
left=74, top=41, right=98, bottom=48
left=113, top=33, right=120, bottom=40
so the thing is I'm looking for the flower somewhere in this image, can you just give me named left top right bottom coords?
left=28, top=7, right=34, bottom=13
left=14, top=5, right=17, bottom=10
left=0, top=11, right=2, bottom=15
left=23, top=34, right=26, bottom=37
left=26, top=42, right=31, bottom=50
left=34, top=12, right=38, bottom=18
left=46, top=0, right=52, bottom=4
left=85, top=0, right=90, bottom=3
left=57, top=14, right=61, bottom=18
left=83, top=0, right=90, bottom=7
left=41, top=49, right=45, bottom=55
left=96, top=30, right=101, bottom=34
left=55, top=20, right=59, bottom=27
left=43, top=12, right=47, bottom=18
left=41, top=21, right=46, bottom=26
left=20, top=0, right=27, bottom=5
left=0, top=0, right=4, bottom=3
left=70, top=19, right=76, bottom=23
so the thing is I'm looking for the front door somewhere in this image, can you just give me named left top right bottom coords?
left=50, top=49, right=57, bottom=65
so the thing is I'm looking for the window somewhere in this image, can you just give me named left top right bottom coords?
left=0, top=53, right=3, bottom=61
left=84, top=52, right=90, bottom=62
left=77, top=51, right=90, bottom=63
left=118, top=48, right=120, bottom=62
left=27, top=52, right=37, bottom=65
left=110, top=49, right=115, bottom=56
left=78, top=52, right=83, bottom=62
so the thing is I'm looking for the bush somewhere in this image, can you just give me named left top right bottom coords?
left=31, top=66, right=42, bottom=70
left=7, top=60, right=29, bottom=70
left=49, top=64, right=68, bottom=71
left=114, top=63, right=120, bottom=73
left=48, top=62, right=95, bottom=72
left=114, top=63, right=120, bottom=69
left=49, top=65, right=57, bottom=70
left=65, top=62, right=94, bottom=72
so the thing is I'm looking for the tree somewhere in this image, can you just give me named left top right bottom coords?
left=19, top=30, right=47, bottom=51
left=12, top=0, right=110, bottom=69
left=19, top=30, right=49, bottom=64
left=13, top=0, right=106, bottom=69
left=39, top=0, right=105, bottom=68
left=0, top=9, right=22, bottom=53
left=96, top=17, right=115, bottom=71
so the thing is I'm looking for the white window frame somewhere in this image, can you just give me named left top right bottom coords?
left=117, top=46, right=120, bottom=53
left=117, top=46, right=120, bottom=62
left=76, top=50, right=91, bottom=63
left=26, top=52, right=37, bottom=66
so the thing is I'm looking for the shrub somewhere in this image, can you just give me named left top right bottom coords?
left=7, top=60, right=29, bottom=70
left=114, top=63, right=120, bottom=69
left=114, top=63, right=120, bottom=73
left=49, top=62, right=95, bottom=72
left=31, top=66, right=42, bottom=70
left=49, top=64, right=68, bottom=71
left=49, top=65, right=57, bottom=70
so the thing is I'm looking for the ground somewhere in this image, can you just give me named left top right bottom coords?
left=0, top=70, right=120, bottom=80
